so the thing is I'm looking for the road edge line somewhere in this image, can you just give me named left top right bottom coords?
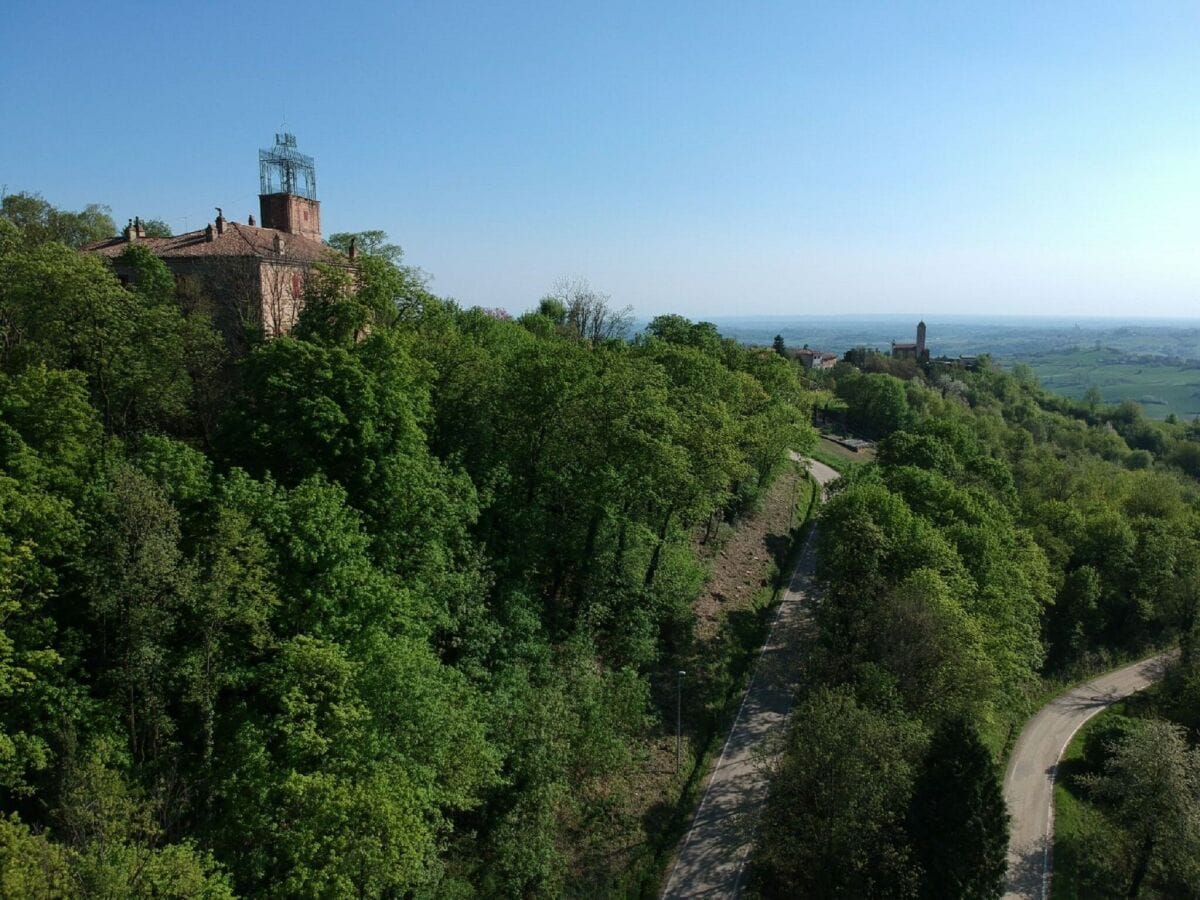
left=1009, top=650, right=1174, bottom=900
left=659, top=512, right=820, bottom=899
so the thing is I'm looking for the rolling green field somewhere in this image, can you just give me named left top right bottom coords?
left=1013, top=348, right=1200, bottom=420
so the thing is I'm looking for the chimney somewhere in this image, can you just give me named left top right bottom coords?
left=215, top=207, right=225, bottom=235
left=124, top=219, right=135, bottom=242
left=204, top=223, right=214, bottom=242
left=273, top=233, right=284, bottom=255
left=135, top=216, right=145, bottom=238
left=348, top=236, right=357, bottom=260
left=248, top=214, right=256, bottom=226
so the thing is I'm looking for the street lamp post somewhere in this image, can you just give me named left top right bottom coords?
left=676, top=670, right=686, bottom=772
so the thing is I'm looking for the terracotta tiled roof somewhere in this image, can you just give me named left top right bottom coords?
left=83, top=222, right=343, bottom=265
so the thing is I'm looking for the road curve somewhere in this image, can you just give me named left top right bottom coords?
left=1003, top=652, right=1175, bottom=900
left=660, top=456, right=839, bottom=899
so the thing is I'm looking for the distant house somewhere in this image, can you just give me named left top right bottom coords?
left=932, top=355, right=981, bottom=372
left=84, top=134, right=351, bottom=345
left=892, top=321, right=929, bottom=361
left=796, top=348, right=839, bottom=370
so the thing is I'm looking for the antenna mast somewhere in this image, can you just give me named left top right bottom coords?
left=258, top=133, right=316, bottom=199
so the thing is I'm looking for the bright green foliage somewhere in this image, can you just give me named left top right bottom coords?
left=760, top=348, right=1200, bottom=898
left=814, top=401, right=1057, bottom=725
left=116, top=243, right=175, bottom=306
left=0, top=365, right=99, bottom=796
left=755, top=687, right=922, bottom=899
left=217, top=332, right=477, bottom=585
left=0, top=218, right=818, bottom=896
left=866, top=569, right=996, bottom=722
left=0, top=814, right=75, bottom=898
left=53, top=739, right=235, bottom=897
left=470, top=637, right=648, bottom=896
left=2, top=806, right=235, bottom=900
left=326, top=229, right=406, bottom=265
left=1, top=192, right=115, bottom=249
left=836, top=369, right=911, bottom=437
left=9, top=195, right=1200, bottom=897
left=0, top=237, right=202, bottom=433
left=1081, top=720, right=1200, bottom=896
left=139, top=219, right=172, bottom=238
left=297, top=251, right=431, bottom=343
left=213, top=631, right=495, bottom=896
left=646, top=314, right=722, bottom=355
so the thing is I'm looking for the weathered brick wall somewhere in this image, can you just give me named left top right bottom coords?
left=258, top=194, right=321, bottom=241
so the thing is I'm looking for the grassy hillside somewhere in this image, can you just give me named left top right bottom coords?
left=1015, top=348, right=1200, bottom=420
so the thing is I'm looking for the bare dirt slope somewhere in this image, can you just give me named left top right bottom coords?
left=568, top=463, right=810, bottom=894
left=692, top=468, right=804, bottom=643
left=660, top=458, right=838, bottom=899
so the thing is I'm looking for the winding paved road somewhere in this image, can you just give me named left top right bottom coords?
left=1003, top=652, right=1175, bottom=900
left=660, top=456, right=839, bottom=899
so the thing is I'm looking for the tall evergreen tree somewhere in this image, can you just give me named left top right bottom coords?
left=907, top=717, right=1009, bottom=900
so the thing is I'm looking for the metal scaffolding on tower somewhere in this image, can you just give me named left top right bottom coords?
left=258, top=133, right=316, bottom=199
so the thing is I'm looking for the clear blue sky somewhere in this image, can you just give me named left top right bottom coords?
left=3, top=2, right=1199, bottom=319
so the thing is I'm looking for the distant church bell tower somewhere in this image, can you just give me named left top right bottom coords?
left=258, top=133, right=321, bottom=240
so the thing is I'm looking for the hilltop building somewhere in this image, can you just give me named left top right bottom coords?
left=892, top=320, right=929, bottom=361
left=85, top=134, right=350, bottom=343
left=796, top=348, right=839, bottom=370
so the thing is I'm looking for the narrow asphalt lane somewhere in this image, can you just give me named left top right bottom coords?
left=660, top=456, right=838, bottom=899
left=1003, top=652, right=1175, bottom=900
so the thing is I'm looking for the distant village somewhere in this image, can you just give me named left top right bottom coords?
left=782, top=320, right=980, bottom=372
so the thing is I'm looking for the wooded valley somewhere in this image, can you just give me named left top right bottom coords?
left=754, top=352, right=1200, bottom=898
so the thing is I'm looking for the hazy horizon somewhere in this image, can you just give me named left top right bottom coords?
left=699, top=313, right=1200, bottom=325
left=4, top=2, right=1199, bottom=319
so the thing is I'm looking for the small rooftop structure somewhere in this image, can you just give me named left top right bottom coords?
left=259, top=132, right=316, bottom=199
left=256, top=133, right=322, bottom=241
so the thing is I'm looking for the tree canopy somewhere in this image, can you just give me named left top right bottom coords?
left=0, top=209, right=817, bottom=896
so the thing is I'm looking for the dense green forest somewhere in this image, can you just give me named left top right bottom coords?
left=752, top=351, right=1200, bottom=898
left=0, top=197, right=815, bottom=896
left=6, top=192, right=1200, bottom=898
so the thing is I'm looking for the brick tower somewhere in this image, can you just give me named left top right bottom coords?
left=258, top=133, right=321, bottom=241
